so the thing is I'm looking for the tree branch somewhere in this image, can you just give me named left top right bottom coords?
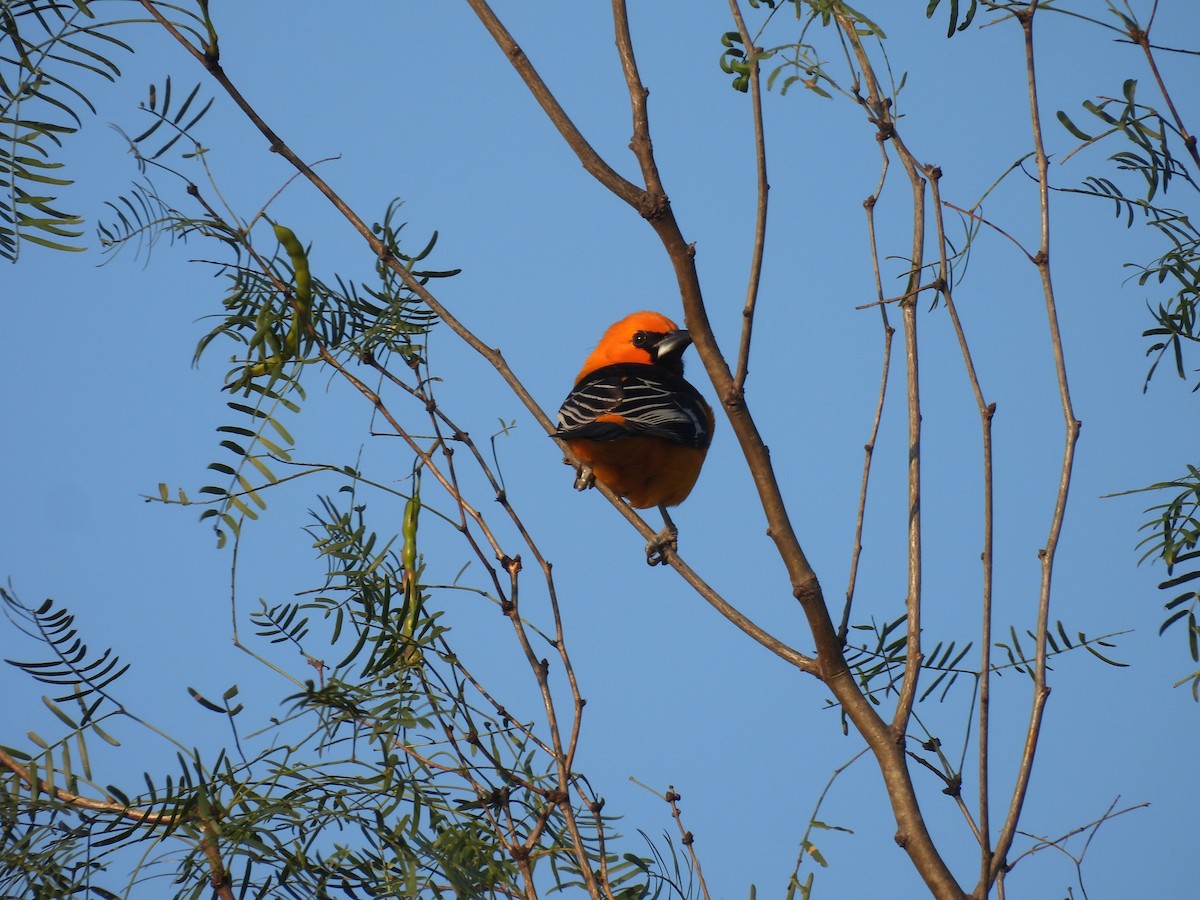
left=988, top=6, right=1082, bottom=887
left=841, top=147, right=895, bottom=643
left=925, top=164, right=998, bottom=893
left=610, top=0, right=667, bottom=204
left=727, top=0, right=770, bottom=395
left=466, top=0, right=651, bottom=212
left=0, top=747, right=236, bottom=900
left=833, top=6, right=926, bottom=754
left=1131, top=2, right=1200, bottom=170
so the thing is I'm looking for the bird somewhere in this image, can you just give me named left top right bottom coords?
left=555, top=311, right=714, bottom=564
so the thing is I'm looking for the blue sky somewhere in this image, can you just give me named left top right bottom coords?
left=3, top=2, right=1199, bottom=897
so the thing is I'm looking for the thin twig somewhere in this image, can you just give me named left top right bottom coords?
left=841, top=147, right=894, bottom=643
left=853, top=279, right=944, bottom=310
left=1005, top=799, right=1149, bottom=872
left=989, top=6, right=1082, bottom=888
left=834, top=8, right=926, bottom=750
left=728, top=0, right=770, bottom=394
left=788, top=749, right=868, bottom=888
left=665, top=787, right=712, bottom=900
left=466, top=0, right=648, bottom=210
left=1130, top=1, right=1200, bottom=170
left=835, top=13, right=965, bottom=899
left=940, top=200, right=1034, bottom=262
left=925, top=164, right=997, bottom=890
left=610, top=0, right=667, bottom=204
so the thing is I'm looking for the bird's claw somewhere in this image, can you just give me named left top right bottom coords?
left=645, top=525, right=678, bottom=566
left=573, top=463, right=595, bottom=492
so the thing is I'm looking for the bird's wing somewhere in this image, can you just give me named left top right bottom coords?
left=555, top=364, right=712, bottom=449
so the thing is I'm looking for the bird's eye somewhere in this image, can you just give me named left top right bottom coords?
left=632, top=331, right=650, bottom=348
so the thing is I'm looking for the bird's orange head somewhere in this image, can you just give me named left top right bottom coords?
left=576, top=311, right=693, bottom=383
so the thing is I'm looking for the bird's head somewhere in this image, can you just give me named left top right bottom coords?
left=578, top=311, right=694, bottom=381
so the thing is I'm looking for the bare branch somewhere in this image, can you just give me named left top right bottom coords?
left=833, top=8, right=926, bottom=748
left=989, top=6, right=1083, bottom=887
left=1006, top=798, right=1149, bottom=879
left=834, top=11, right=969, bottom=898
left=610, top=0, right=666, bottom=202
left=841, top=147, right=895, bottom=643
left=1130, top=8, right=1200, bottom=170
left=940, top=199, right=1035, bottom=262
left=465, top=0, right=651, bottom=211
left=665, top=786, right=712, bottom=900
left=927, top=163, right=1000, bottom=891
left=728, top=0, right=771, bottom=393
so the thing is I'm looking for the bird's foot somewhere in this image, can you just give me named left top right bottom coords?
left=573, top=463, right=595, bottom=492
left=645, top=524, right=678, bottom=567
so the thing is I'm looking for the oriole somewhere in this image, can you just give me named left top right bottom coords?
left=555, top=311, right=714, bottom=563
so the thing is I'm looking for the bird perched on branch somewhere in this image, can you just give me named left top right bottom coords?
left=555, top=311, right=714, bottom=565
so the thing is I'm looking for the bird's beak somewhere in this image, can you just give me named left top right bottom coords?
left=652, top=329, right=693, bottom=364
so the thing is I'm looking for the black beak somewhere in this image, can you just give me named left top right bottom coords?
left=652, top=329, right=693, bottom=365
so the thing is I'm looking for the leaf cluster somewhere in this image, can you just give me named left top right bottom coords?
left=1052, top=4, right=1200, bottom=695
left=101, top=75, right=456, bottom=549
left=1137, top=468, right=1200, bottom=698
left=1, top=0, right=130, bottom=259
left=1058, top=78, right=1200, bottom=391
left=2, top=481, right=669, bottom=898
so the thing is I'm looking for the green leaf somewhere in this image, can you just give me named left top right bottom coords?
left=802, top=839, right=828, bottom=868
left=75, top=729, right=92, bottom=780
left=42, top=696, right=78, bottom=728
left=16, top=231, right=87, bottom=253
left=91, top=721, right=120, bottom=747
left=1160, top=569, right=1200, bottom=589
left=1057, top=109, right=1093, bottom=141
left=187, top=686, right=226, bottom=713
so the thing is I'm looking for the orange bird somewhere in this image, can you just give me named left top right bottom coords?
left=555, top=311, right=714, bottom=564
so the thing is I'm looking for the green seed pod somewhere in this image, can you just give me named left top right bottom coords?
left=400, top=479, right=421, bottom=644
left=272, top=223, right=312, bottom=360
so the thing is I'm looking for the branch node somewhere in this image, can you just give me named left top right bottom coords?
left=942, top=774, right=962, bottom=798
left=509, top=844, right=531, bottom=862
left=722, top=384, right=745, bottom=410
